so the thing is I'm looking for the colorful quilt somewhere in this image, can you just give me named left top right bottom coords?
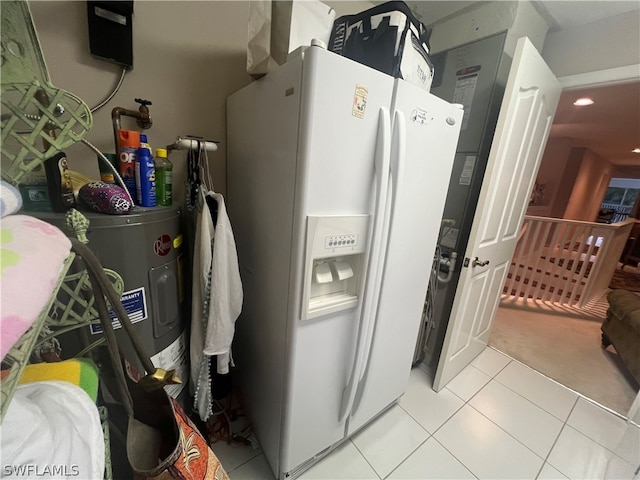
left=1, top=214, right=71, bottom=360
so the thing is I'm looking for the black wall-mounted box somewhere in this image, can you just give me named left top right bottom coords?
left=87, top=1, right=134, bottom=69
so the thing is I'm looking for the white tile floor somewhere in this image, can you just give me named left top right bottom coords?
left=213, top=348, right=637, bottom=480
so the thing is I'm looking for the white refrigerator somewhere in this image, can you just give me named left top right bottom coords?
left=227, top=44, right=462, bottom=479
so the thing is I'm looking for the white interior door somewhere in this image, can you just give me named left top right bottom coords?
left=433, top=37, right=562, bottom=391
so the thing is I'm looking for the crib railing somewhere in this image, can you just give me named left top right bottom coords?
left=502, top=216, right=634, bottom=307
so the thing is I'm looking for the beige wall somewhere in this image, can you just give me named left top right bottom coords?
left=29, top=1, right=253, bottom=198
left=549, top=146, right=583, bottom=219
left=526, top=137, right=573, bottom=218
left=563, top=148, right=614, bottom=221
left=26, top=1, right=373, bottom=199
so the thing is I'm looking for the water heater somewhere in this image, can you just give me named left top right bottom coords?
left=34, top=206, right=188, bottom=400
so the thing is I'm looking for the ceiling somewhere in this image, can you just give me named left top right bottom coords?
left=405, top=1, right=640, bottom=177
left=551, top=82, right=640, bottom=177
left=532, top=1, right=640, bottom=31
left=406, top=1, right=640, bottom=31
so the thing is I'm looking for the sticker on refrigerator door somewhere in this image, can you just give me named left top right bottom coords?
left=352, top=85, right=368, bottom=119
left=90, top=287, right=148, bottom=334
left=410, top=108, right=433, bottom=126
left=154, top=234, right=172, bottom=256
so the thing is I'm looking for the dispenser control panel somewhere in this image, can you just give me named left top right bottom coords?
left=325, top=234, right=358, bottom=249
left=301, top=214, right=369, bottom=320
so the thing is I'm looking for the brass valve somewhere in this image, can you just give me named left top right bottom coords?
left=111, top=98, right=153, bottom=155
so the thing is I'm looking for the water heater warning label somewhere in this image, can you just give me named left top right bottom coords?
left=151, top=332, right=188, bottom=398
left=90, top=287, right=148, bottom=334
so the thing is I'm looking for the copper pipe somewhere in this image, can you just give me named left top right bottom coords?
left=111, top=98, right=153, bottom=157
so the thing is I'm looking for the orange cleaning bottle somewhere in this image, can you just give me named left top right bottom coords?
left=118, top=129, right=140, bottom=204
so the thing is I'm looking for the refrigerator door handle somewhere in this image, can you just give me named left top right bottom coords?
left=339, top=107, right=391, bottom=423
left=350, top=109, right=406, bottom=417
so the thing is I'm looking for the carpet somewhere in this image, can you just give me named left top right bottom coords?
left=489, top=305, right=638, bottom=415
left=609, top=268, right=640, bottom=292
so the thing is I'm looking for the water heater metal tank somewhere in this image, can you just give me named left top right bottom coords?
left=35, top=206, right=189, bottom=400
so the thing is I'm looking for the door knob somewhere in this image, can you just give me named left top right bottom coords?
left=472, top=257, right=490, bottom=268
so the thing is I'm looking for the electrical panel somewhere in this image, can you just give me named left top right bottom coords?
left=87, top=1, right=134, bottom=69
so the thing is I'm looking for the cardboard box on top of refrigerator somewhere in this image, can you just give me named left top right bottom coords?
left=328, top=1, right=435, bottom=92
left=247, top=0, right=336, bottom=78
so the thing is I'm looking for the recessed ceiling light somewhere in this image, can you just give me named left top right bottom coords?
left=632, top=148, right=640, bottom=153
left=573, top=98, right=594, bottom=106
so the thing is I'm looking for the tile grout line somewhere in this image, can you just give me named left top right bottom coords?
left=348, top=438, right=384, bottom=480
left=490, top=352, right=594, bottom=422
left=428, top=363, right=545, bottom=479
left=561, top=400, right=631, bottom=462
left=524, top=359, right=629, bottom=420
left=221, top=449, right=264, bottom=476
left=375, top=405, right=432, bottom=480
left=425, top=357, right=546, bottom=478
left=492, top=369, right=576, bottom=423
left=394, top=375, right=475, bottom=480
left=464, top=402, right=547, bottom=465
left=450, top=357, right=567, bottom=476
left=380, top=434, right=433, bottom=480
left=398, top=369, right=466, bottom=440
left=540, top=397, right=581, bottom=480
left=449, top=350, right=513, bottom=405
left=430, top=436, right=480, bottom=480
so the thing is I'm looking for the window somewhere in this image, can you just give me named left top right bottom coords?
left=601, top=178, right=640, bottom=222
left=604, top=187, right=640, bottom=207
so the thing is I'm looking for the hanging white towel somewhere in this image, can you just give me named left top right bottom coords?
left=190, top=190, right=243, bottom=421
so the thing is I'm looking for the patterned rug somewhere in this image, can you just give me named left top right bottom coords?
left=609, top=268, right=640, bottom=293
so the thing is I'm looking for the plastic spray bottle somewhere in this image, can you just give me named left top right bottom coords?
left=118, top=130, right=140, bottom=203
left=135, top=146, right=156, bottom=207
left=140, top=133, right=153, bottom=156
left=154, top=148, right=173, bottom=206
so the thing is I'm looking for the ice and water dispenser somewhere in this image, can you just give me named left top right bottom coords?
left=301, top=215, right=369, bottom=320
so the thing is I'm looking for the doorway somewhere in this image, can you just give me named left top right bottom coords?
left=488, top=70, right=640, bottom=415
